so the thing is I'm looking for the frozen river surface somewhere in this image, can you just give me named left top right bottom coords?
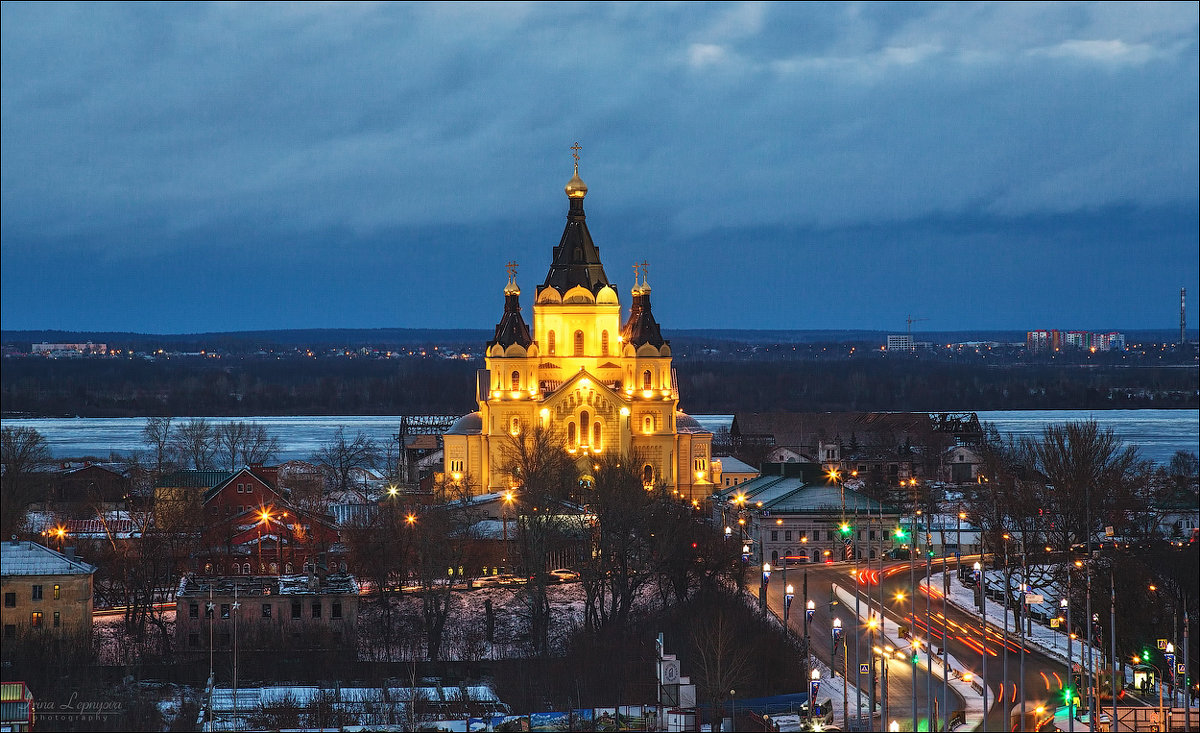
left=2, top=410, right=1196, bottom=465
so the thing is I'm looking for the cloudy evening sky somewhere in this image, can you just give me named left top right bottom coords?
left=2, top=2, right=1197, bottom=333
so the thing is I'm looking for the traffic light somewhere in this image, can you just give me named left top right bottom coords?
left=894, top=527, right=907, bottom=540
left=840, top=523, right=852, bottom=535
left=911, top=653, right=919, bottom=665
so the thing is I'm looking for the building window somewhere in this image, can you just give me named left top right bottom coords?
left=262, top=603, right=272, bottom=619
left=3, top=593, right=15, bottom=608
left=593, top=422, right=602, bottom=449
left=189, top=603, right=199, bottom=619
left=510, top=416, right=521, bottom=437
left=580, top=411, right=589, bottom=443
left=31, top=585, right=42, bottom=601
left=567, top=422, right=576, bottom=447
left=643, top=415, right=653, bottom=434
left=292, top=602, right=302, bottom=619
left=332, top=601, right=342, bottom=619
left=511, top=370, right=520, bottom=390
left=243, top=563, right=251, bottom=575
left=601, top=330, right=609, bottom=355
left=53, top=584, right=60, bottom=600
left=785, top=530, right=792, bottom=542
left=547, top=330, right=555, bottom=355
left=312, top=602, right=322, bottom=619
left=221, top=603, right=231, bottom=619
left=232, top=564, right=240, bottom=574
left=642, top=464, right=654, bottom=485
left=237, top=483, right=244, bottom=493
left=573, top=330, right=584, bottom=355
left=31, top=612, right=43, bottom=628
left=53, top=611, right=60, bottom=628
left=643, top=370, right=652, bottom=389
left=770, top=531, right=779, bottom=542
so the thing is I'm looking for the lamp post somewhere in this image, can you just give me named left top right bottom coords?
left=761, top=562, right=772, bottom=615
left=1062, top=594, right=1075, bottom=733
left=785, top=583, right=794, bottom=635
left=975, top=560, right=988, bottom=732
left=729, top=689, right=736, bottom=731
left=833, top=616, right=847, bottom=726
left=809, top=668, right=821, bottom=726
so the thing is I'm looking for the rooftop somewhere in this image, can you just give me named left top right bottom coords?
left=0, top=540, right=96, bottom=576
left=714, top=475, right=900, bottom=515
left=177, top=572, right=359, bottom=598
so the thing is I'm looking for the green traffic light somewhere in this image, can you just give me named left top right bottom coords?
left=1063, top=688, right=1073, bottom=703
left=840, top=523, right=852, bottom=534
left=894, top=528, right=906, bottom=539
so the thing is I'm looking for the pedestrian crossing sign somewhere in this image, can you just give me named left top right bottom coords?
left=1157, top=639, right=1168, bottom=650
left=859, top=664, right=870, bottom=675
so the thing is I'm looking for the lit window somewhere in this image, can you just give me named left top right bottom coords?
left=548, top=330, right=556, bottom=355
left=53, top=611, right=60, bottom=628
left=593, top=422, right=602, bottom=449
left=511, top=370, right=520, bottom=390
left=568, top=422, right=577, bottom=447
left=31, top=612, right=43, bottom=628
left=601, top=330, right=609, bottom=355
left=574, top=330, right=584, bottom=355
left=642, top=465, right=654, bottom=485
left=53, top=584, right=60, bottom=600
left=643, top=370, right=652, bottom=389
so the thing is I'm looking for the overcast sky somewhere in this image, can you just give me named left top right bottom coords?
left=3, top=2, right=1197, bottom=333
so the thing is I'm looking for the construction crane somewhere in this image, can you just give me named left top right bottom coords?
left=905, top=315, right=929, bottom=336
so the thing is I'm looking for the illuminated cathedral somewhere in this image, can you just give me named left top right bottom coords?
left=443, top=154, right=715, bottom=503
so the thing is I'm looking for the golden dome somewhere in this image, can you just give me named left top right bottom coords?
left=565, top=164, right=588, bottom=198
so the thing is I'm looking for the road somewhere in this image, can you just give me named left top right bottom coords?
left=762, top=556, right=1105, bottom=731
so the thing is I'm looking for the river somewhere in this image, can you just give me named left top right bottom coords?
left=1, top=410, right=1195, bottom=465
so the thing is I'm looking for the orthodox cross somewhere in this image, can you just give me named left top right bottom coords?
left=633, top=262, right=641, bottom=287
left=505, top=260, right=519, bottom=285
left=571, top=141, right=583, bottom=166
left=638, top=261, right=650, bottom=285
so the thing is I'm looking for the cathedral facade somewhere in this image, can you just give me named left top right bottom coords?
left=443, top=162, right=715, bottom=503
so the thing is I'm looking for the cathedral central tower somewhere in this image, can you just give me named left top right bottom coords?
left=443, top=155, right=714, bottom=501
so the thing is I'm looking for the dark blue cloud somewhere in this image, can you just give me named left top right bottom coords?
left=2, top=2, right=1196, bottom=331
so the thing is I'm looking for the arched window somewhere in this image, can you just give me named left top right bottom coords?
left=574, top=330, right=584, bottom=355
left=285, top=562, right=293, bottom=574
left=510, top=416, right=521, bottom=436
left=643, top=415, right=653, bottom=434
left=580, top=411, right=589, bottom=443
left=642, top=464, right=654, bottom=485
left=593, top=421, right=602, bottom=449
left=643, top=370, right=652, bottom=389
left=232, top=563, right=240, bottom=574
left=269, top=562, right=278, bottom=574
left=242, top=563, right=251, bottom=575
left=601, top=330, right=609, bottom=355
left=567, top=422, right=577, bottom=447
left=511, top=370, right=520, bottom=390
left=204, top=562, right=213, bottom=575
left=548, top=330, right=556, bottom=355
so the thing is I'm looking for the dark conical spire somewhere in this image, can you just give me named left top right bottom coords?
left=489, top=266, right=533, bottom=349
left=621, top=264, right=666, bottom=348
left=539, top=155, right=612, bottom=296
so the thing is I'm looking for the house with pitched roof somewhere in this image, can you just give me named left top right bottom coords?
left=1, top=539, right=96, bottom=641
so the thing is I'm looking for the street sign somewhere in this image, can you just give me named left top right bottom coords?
left=1179, top=664, right=1187, bottom=675
left=859, top=663, right=870, bottom=676
left=844, top=538, right=853, bottom=545
left=1025, top=594, right=1044, bottom=604
left=1157, top=639, right=1169, bottom=650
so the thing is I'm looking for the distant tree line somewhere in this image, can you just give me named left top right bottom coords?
left=2, top=356, right=1196, bottom=417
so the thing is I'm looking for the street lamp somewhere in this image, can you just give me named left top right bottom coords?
left=832, top=617, right=847, bottom=722
left=785, top=584, right=795, bottom=634
left=809, top=668, right=821, bottom=725
left=975, top=560, right=988, bottom=730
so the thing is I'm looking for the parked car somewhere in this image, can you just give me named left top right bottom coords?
left=549, top=568, right=580, bottom=583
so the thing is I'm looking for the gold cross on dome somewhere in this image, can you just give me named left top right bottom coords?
left=571, top=141, right=583, bottom=165
left=638, top=261, right=650, bottom=283
left=632, top=262, right=641, bottom=286
left=505, top=260, right=519, bottom=284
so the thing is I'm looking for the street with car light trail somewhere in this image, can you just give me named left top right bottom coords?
left=763, top=555, right=1140, bottom=731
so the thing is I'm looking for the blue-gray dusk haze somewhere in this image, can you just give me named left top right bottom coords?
left=2, top=2, right=1197, bottom=333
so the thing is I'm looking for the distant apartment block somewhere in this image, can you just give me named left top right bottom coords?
left=1026, top=329, right=1125, bottom=351
left=886, top=334, right=916, bottom=351
left=31, top=341, right=107, bottom=355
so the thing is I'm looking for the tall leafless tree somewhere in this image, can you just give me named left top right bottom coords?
left=215, top=420, right=281, bottom=471
left=1, top=426, right=51, bottom=535
left=171, top=418, right=216, bottom=470
left=312, top=427, right=379, bottom=496
left=141, top=416, right=175, bottom=478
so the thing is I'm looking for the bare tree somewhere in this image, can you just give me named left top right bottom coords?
left=689, top=604, right=754, bottom=730
left=215, top=420, right=280, bottom=471
left=171, top=418, right=216, bottom=470
left=1, top=426, right=52, bottom=535
left=312, top=427, right=379, bottom=495
left=141, top=417, right=175, bottom=478
left=412, top=478, right=482, bottom=661
left=501, top=426, right=578, bottom=656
